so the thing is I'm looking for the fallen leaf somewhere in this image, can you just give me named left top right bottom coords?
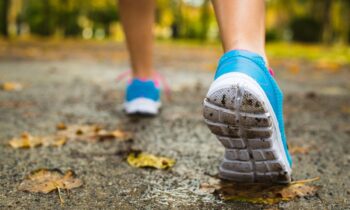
left=315, top=61, right=341, bottom=73
left=127, top=152, right=175, bottom=169
left=289, top=145, right=311, bottom=155
left=98, top=129, right=133, bottom=141
left=56, top=122, right=67, bottom=130
left=201, top=177, right=320, bottom=205
left=18, top=169, right=83, bottom=193
left=9, top=132, right=43, bottom=148
left=287, top=64, right=301, bottom=75
left=55, top=124, right=132, bottom=142
left=9, top=124, right=132, bottom=149
left=8, top=132, right=66, bottom=149
left=55, top=124, right=102, bottom=142
left=2, top=82, right=23, bottom=91
left=42, top=136, right=67, bottom=147
left=341, top=106, right=350, bottom=114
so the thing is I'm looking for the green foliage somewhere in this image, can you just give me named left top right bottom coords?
left=88, top=6, right=118, bottom=25
left=290, top=16, right=322, bottom=43
left=3, top=0, right=349, bottom=44
left=60, top=9, right=82, bottom=37
left=88, top=6, right=118, bottom=35
left=26, top=0, right=56, bottom=36
left=266, top=29, right=280, bottom=42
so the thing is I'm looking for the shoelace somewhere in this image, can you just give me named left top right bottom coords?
left=115, top=70, right=172, bottom=101
left=268, top=68, right=275, bottom=77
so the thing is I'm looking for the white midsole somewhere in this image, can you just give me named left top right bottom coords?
left=124, top=98, right=161, bottom=114
left=207, top=72, right=291, bottom=174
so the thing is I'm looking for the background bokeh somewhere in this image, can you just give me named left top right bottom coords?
left=1, top=0, right=350, bottom=44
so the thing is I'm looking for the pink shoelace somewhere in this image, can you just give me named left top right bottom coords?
left=115, top=70, right=172, bottom=101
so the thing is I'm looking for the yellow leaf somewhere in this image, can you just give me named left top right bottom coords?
left=127, top=152, right=175, bottom=169
left=2, top=82, right=23, bottom=91
left=8, top=133, right=66, bottom=149
left=9, top=132, right=42, bottom=148
left=18, top=169, right=83, bottom=194
left=201, top=177, right=320, bottom=205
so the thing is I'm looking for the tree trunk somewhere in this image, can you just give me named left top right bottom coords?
left=0, top=0, right=9, bottom=37
left=200, top=0, right=210, bottom=40
left=321, top=0, right=333, bottom=44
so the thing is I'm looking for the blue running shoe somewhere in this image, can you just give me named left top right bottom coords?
left=124, top=78, right=161, bottom=115
left=203, top=50, right=292, bottom=183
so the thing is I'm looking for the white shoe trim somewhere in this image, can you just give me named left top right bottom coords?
left=124, top=98, right=161, bottom=115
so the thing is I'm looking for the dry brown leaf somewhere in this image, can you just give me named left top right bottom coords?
left=8, top=132, right=66, bottom=149
left=42, top=136, right=67, bottom=147
left=56, top=122, right=67, bottom=130
left=18, top=169, right=83, bottom=193
left=201, top=177, right=320, bottom=205
left=287, top=64, right=301, bottom=75
left=127, top=152, right=176, bottom=169
left=289, top=145, right=311, bottom=155
left=56, top=123, right=133, bottom=142
left=2, top=82, right=23, bottom=91
left=9, top=124, right=131, bottom=149
left=98, top=129, right=133, bottom=141
left=9, top=132, right=43, bottom=148
left=55, top=124, right=102, bottom=142
left=341, top=106, right=350, bottom=114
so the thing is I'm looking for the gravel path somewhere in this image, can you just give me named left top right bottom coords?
left=0, top=42, right=349, bottom=209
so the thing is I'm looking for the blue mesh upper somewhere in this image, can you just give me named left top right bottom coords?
left=125, top=79, right=160, bottom=102
left=214, top=50, right=292, bottom=166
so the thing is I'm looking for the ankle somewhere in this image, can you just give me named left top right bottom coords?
left=223, top=42, right=268, bottom=65
left=132, top=70, right=156, bottom=80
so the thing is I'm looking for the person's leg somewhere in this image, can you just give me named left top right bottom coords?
left=119, top=0, right=161, bottom=115
left=119, top=0, right=155, bottom=78
left=212, top=0, right=267, bottom=62
left=203, top=0, right=292, bottom=183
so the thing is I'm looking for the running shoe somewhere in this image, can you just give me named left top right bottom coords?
left=203, top=50, right=292, bottom=183
left=124, top=78, right=161, bottom=115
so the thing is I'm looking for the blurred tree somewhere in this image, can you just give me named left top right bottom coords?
left=25, top=0, right=55, bottom=36
left=0, top=0, right=10, bottom=37
left=199, top=0, right=210, bottom=40
left=290, top=16, right=322, bottom=43
left=88, top=5, right=118, bottom=36
left=55, top=0, right=83, bottom=37
left=170, top=0, right=184, bottom=39
left=310, top=0, right=333, bottom=43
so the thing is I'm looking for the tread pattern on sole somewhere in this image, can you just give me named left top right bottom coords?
left=203, top=85, right=290, bottom=183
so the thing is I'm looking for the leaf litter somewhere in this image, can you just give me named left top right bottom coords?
left=200, top=177, right=320, bottom=205
left=55, top=123, right=133, bottom=142
left=9, top=132, right=66, bottom=148
left=127, top=151, right=176, bottom=169
left=8, top=123, right=133, bottom=149
left=18, top=168, right=83, bottom=204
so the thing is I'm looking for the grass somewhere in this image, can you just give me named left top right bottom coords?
left=266, top=42, right=350, bottom=65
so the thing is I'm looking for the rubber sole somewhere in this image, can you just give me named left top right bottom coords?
left=124, top=98, right=161, bottom=115
left=203, top=73, right=291, bottom=183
